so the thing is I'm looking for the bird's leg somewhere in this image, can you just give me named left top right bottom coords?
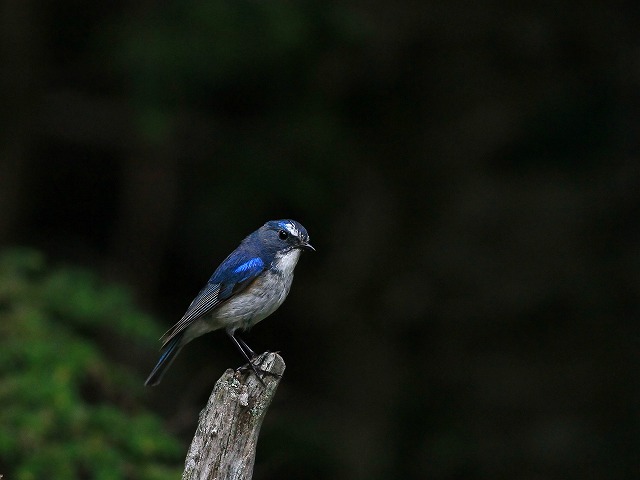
left=236, top=335, right=281, bottom=360
left=237, top=336, right=281, bottom=371
left=235, top=335, right=257, bottom=359
left=226, top=330, right=266, bottom=386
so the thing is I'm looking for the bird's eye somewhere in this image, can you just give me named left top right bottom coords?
left=278, top=229, right=289, bottom=240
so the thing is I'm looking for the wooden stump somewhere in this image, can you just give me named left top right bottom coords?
left=182, top=352, right=286, bottom=480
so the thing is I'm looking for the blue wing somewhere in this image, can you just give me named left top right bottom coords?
left=159, top=252, right=266, bottom=347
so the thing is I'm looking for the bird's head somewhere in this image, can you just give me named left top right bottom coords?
left=255, top=219, right=315, bottom=255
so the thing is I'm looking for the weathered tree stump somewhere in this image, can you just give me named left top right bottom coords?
left=182, top=352, right=286, bottom=480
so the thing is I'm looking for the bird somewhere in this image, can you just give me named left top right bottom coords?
left=145, top=219, right=314, bottom=386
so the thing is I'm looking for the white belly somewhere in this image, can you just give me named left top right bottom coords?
left=208, top=249, right=301, bottom=331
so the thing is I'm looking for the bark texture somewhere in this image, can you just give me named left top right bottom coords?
left=182, top=352, right=286, bottom=480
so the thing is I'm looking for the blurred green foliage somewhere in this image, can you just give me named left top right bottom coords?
left=0, top=249, right=182, bottom=479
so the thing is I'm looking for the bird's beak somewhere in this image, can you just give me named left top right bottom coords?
left=298, top=241, right=315, bottom=252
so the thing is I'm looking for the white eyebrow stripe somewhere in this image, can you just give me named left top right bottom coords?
left=284, top=222, right=300, bottom=238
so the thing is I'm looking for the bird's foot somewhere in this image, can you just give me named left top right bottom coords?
left=248, top=349, right=280, bottom=360
left=237, top=356, right=282, bottom=385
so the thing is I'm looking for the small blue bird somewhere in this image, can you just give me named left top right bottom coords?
left=145, top=219, right=314, bottom=386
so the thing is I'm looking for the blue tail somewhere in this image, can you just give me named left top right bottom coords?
left=144, top=334, right=183, bottom=386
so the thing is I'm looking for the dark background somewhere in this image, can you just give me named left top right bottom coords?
left=1, top=0, right=639, bottom=478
